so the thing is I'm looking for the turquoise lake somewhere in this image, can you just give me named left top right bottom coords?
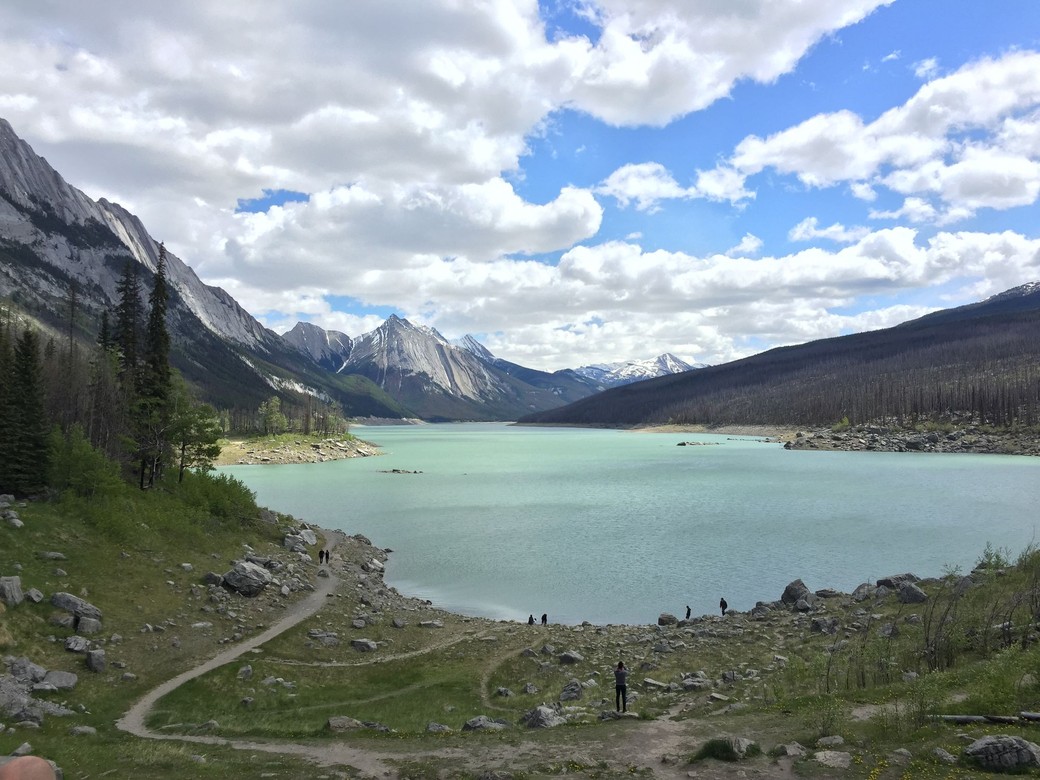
left=222, top=423, right=1040, bottom=626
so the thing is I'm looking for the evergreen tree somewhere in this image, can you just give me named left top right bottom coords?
left=113, top=259, right=142, bottom=382
left=0, top=328, right=50, bottom=496
left=136, top=243, right=173, bottom=488
left=97, top=310, right=111, bottom=350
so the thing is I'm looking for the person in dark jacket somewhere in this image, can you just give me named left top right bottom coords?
left=720, top=597, right=728, bottom=616
left=614, top=661, right=629, bottom=712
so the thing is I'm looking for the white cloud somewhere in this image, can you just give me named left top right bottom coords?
left=596, top=162, right=694, bottom=211
left=789, top=217, right=870, bottom=243
left=707, top=50, right=1040, bottom=221
left=726, top=233, right=763, bottom=257
left=914, top=57, right=940, bottom=79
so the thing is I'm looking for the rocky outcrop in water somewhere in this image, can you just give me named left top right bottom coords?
left=784, top=426, right=1040, bottom=456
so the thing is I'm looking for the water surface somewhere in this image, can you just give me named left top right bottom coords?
left=223, top=423, right=1040, bottom=625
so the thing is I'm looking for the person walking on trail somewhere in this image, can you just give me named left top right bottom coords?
left=719, top=597, right=728, bottom=616
left=614, top=661, right=629, bottom=713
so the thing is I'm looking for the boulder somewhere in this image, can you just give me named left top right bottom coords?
left=813, top=751, right=852, bottom=769
left=0, top=576, right=24, bottom=607
left=963, top=735, right=1040, bottom=771
left=10, top=658, right=47, bottom=683
left=50, top=593, right=102, bottom=620
left=298, top=528, right=318, bottom=546
left=351, top=639, right=378, bottom=652
left=77, top=617, right=102, bottom=635
left=462, top=715, right=507, bottom=732
left=24, top=589, right=43, bottom=604
left=326, top=716, right=364, bottom=732
left=559, top=651, right=583, bottom=664
left=657, top=613, right=678, bottom=626
left=877, top=573, right=918, bottom=588
left=43, top=671, right=78, bottom=690
left=222, top=561, right=273, bottom=597
left=781, top=579, right=813, bottom=606
left=521, top=705, right=566, bottom=729
left=86, top=649, right=106, bottom=673
left=898, top=582, right=928, bottom=604
left=560, top=679, right=583, bottom=701
left=64, top=636, right=90, bottom=653
left=426, top=722, right=452, bottom=733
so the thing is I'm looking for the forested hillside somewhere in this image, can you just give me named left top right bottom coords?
left=521, top=284, right=1040, bottom=430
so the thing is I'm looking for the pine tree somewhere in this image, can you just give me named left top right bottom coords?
left=0, top=328, right=50, bottom=496
left=136, top=243, right=173, bottom=488
left=114, top=259, right=142, bottom=382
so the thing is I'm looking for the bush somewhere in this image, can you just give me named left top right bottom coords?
left=48, top=425, right=125, bottom=498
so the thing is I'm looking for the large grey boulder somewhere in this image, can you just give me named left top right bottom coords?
left=351, top=639, right=378, bottom=652
left=0, top=576, right=24, bottom=607
left=657, top=613, right=678, bottom=626
left=222, top=561, right=273, bottom=596
left=781, top=579, right=813, bottom=606
left=560, top=679, right=583, bottom=701
left=877, top=573, right=918, bottom=588
left=326, top=716, right=364, bottom=732
left=9, top=658, right=47, bottom=684
left=898, top=582, right=928, bottom=604
left=43, top=671, right=78, bottom=690
left=559, top=650, right=583, bottom=664
left=521, top=705, right=566, bottom=729
left=86, top=649, right=106, bottom=673
left=963, top=735, right=1040, bottom=771
left=813, top=751, right=852, bottom=769
left=298, top=528, right=318, bottom=546
left=50, top=592, right=102, bottom=620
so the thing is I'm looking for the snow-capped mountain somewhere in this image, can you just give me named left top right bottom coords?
left=574, top=353, right=705, bottom=388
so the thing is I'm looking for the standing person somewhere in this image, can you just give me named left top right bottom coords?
left=719, top=597, right=728, bottom=616
left=614, top=661, right=629, bottom=712
left=541, top=613, right=547, bottom=626
left=528, top=614, right=535, bottom=625
left=685, top=605, right=691, bottom=620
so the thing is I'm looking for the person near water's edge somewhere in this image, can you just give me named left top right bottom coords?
left=528, top=614, right=535, bottom=625
left=720, top=597, right=728, bottom=616
left=541, top=613, right=547, bottom=625
left=614, top=661, right=629, bottom=712
left=685, top=605, right=691, bottom=620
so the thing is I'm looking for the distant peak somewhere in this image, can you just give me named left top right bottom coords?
left=988, top=281, right=1040, bottom=301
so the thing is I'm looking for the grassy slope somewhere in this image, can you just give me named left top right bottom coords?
left=4, top=483, right=1040, bottom=779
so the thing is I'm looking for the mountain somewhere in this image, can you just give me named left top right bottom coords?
left=573, top=353, right=704, bottom=388
left=0, top=117, right=405, bottom=417
left=282, top=321, right=353, bottom=373
left=324, top=315, right=599, bottom=420
left=520, top=284, right=1040, bottom=428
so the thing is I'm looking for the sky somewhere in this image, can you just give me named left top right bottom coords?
left=1, top=1, right=1040, bottom=371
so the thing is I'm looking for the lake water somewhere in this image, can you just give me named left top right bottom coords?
left=222, top=423, right=1040, bottom=625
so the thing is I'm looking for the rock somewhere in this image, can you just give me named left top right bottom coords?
left=77, top=617, right=102, bottom=635
left=351, top=639, right=378, bottom=652
left=238, top=665, right=253, bottom=680
left=521, top=705, right=566, bottom=729
left=68, top=725, right=97, bottom=736
left=817, top=735, right=845, bottom=747
left=43, top=670, right=78, bottom=690
left=963, top=735, right=1040, bottom=771
left=24, top=588, right=43, bottom=604
left=202, top=572, right=223, bottom=586
left=50, top=592, right=102, bottom=620
left=781, top=579, right=813, bottom=606
left=877, top=573, right=918, bottom=588
left=327, top=716, right=364, bottom=732
left=898, top=582, right=928, bottom=604
left=462, top=715, right=507, bottom=732
left=64, top=636, right=90, bottom=653
left=37, top=552, right=66, bottom=561
left=851, top=582, right=874, bottom=601
left=560, top=679, right=583, bottom=701
left=86, top=649, right=106, bottom=673
left=221, top=561, right=274, bottom=597
left=559, top=651, right=583, bottom=664
left=775, top=743, right=807, bottom=757
left=644, top=678, right=669, bottom=690
left=657, top=613, right=678, bottom=626
left=419, top=620, right=443, bottom=629
left=932, top=747, right=958, bottom=764
left=392, top=617, right=407, bottom=628
left=426, top=722, right=452, bottom=733
left=298, top=528, right=318, bottom=546
left=728, top=737, right=757, bottom=758
left=0, top=577, right=24, bottom=607
left=522, top=683, right=539, bottom=694
left=811, top=617, right=839, bottom=634
left=813, top=751, right=852, bottom=769
left=494, top=687, right=513, bottom=697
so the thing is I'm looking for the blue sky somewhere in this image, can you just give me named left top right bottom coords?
left=2, top=1, right=1039, bottom=369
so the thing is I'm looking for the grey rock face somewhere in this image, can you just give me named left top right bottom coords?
left=86, top=649, right=106, bottom=673
left=50, top=592, right=102, bottom=620
left=964, top=735, right=1040, bottom=771
left=43, top=671, right=78, bottom=690
left=559, top=650, right=583, bottom=664
left=462, top=715, right=507, bottom=731
left=898, top=582, right=928, bottom=603
left=0, top=576, right=24, bottom=606
left=781, top=579, right=813, bottom=606
left=521, top=704, right=566, bottom=729
left=560, top=679, right=583, bottom=701
left=221, top=561, right=273, bottom=597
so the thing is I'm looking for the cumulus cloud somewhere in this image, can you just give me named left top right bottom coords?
left=789, top=217, right=870, bottom=243
left=596, top=162, right=694, bottom=211
left=726, top=234, right=763, bottom=257
left=706, top=50, right=1040, bottom=220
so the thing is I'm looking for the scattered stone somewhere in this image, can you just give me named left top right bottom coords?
left=351, top=639, right=378, bottom=652
left=426, top=722, right=452, bottom=733
left=898, top=582, right=928, bottom=604
left=559, top=651, right=583, bottom=664
left=42, top=670, right=78, bottom=690
left=24, top=589, right=43, bottom=604
left=657, top=613, right=678, bottom=626
left=932, top=747, right=958, bottom=764
left=64, top=636, right=90, bottom=654
left=494, top=687, right=513, bottom=697
left=560, top=679, right=583, bottom=701
left=419, top=620, right=444, bottom=629
left=77, top=617, right=102, bottom=635
left=221, top=561, right=274, bottom=597
left=50, top=593, right=102, bottom=620
left=86, top=649, right=106, bottom=673
left=237, top=665, right=253, bottom=680
left=68, top=725, right=97, bottom=736
left=816, top=735, right=845, bottom=747
left=813, top=751, right=852, bottom=769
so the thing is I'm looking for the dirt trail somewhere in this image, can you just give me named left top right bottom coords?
left=114, top=530, right=789, bottom=779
